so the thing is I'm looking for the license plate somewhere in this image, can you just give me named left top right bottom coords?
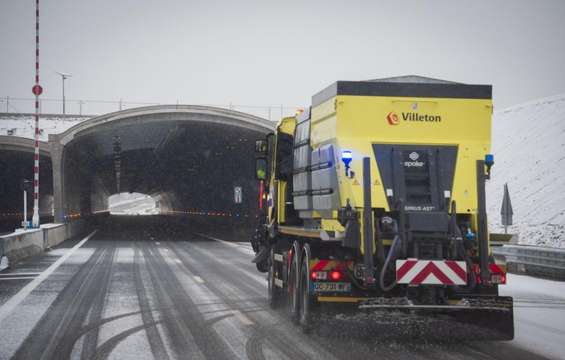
left=313, top=282, right=351, bottom=292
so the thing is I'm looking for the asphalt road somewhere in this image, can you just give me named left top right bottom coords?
left=0, top=218, right=559, bottom=360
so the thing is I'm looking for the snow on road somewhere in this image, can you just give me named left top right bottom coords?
left=500, top=273, right=565, bottom=360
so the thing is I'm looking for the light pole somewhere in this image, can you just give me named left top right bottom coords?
left=21, top=179, right=32, bottom=229
left=56, top=71, right=71, bottom=115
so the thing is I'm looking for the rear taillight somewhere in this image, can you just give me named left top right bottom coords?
left=330, top=271, right=342, bottom=281
left=474, top=263, right=507, bottom=285
left=311, top=271, right=327, bottom=280
left=490, top=272, right=507, bottom=284
left=489, top=263, right=507, bottom=284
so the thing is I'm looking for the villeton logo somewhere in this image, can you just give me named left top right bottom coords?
left=386, top=112, right=399, bottom=125
left=386, top=111, right=442, bottom=125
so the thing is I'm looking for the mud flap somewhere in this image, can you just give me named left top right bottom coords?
left=252, top=246, right=270, bottom=272
left=252, top=246, right=269, bottom=264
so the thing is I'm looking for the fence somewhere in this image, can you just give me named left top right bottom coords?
left=0, top=96, right=299, bottom=121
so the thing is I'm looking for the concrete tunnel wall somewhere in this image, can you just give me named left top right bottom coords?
left=49, top=105, right=275, bottom=232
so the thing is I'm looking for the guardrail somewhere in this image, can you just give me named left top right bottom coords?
left=493, top=245, right=565, bottom=281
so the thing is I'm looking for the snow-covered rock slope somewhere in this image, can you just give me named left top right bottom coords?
left=487, top=94, right=565, bottom=248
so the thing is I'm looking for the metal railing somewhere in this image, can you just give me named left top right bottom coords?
left=0, top=96, right=299, bottom=121
left=493, top=245, right=565, bottom=281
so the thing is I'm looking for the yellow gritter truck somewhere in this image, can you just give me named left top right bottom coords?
left=251, top=76, right=514, bottom=339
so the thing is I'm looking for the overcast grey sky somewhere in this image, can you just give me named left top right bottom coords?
left=1, top=0, right=565, bottom=113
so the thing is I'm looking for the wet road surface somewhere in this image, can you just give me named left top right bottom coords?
left=0, top=218, right=558, bottom=360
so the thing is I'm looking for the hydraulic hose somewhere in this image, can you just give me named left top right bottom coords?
left=455, top=225, right=476, bottom=290
left=462, top=247, right=476, bottom=289
left=379, top=234, right=401, bottom=292
left=449, top=201, right=476, bottom=290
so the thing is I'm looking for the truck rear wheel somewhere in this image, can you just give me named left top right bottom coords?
left=267, top=248, right=283, bottom=309
left=298, top=253, right=318, bottom=333
left=287, top=245, right=300, bottom=323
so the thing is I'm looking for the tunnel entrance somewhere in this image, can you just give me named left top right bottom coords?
left=56, top=105, right=274, bottom=238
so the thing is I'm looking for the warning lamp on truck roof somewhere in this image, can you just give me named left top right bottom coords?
left=341, top=150, right=353, bottom=177
left=485, top=153, right=494, bottom=178
left=485, top=154, right=494, bottom=166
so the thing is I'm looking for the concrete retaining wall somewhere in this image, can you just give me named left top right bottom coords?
left=0, top=220, right=85, bottom=270
left=0, top=230, right=43, bottom=268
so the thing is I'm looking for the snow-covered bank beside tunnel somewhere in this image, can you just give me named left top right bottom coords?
left=487, top=94, right=565, bottom=248
left=0, top=113, right=87, bottom=140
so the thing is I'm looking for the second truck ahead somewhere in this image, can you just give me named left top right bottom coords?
left=251, top=76, right=513, bottom=339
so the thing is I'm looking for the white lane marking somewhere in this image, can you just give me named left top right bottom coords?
left=238, top=248, right=255, bottom=256
left=0, top=272, right=42, bottom=276
left=0, top=230, right=97, bottom=323
left=195, top=233, right=238, bottom=247
left=193, top=275, right=205, bottom=284
left=194, top=234, right=255, bottom=255
left=0, top=277, right=37, bottom=281
left=234, top=310, right=254, bottom=326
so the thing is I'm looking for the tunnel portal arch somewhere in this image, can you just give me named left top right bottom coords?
left=50, top=105, right=276, bottom=224
left=57, top=105, right=275, bottom=146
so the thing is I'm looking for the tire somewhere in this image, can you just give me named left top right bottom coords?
left=256, top=261, right=268, bottom=273
left=255, top=245, right=269, bottom=273
left=267, top=248, right=283, bottom=309
left=287, top=246, right=300, bottom=323
left=298, top=249, right=318, bottom=333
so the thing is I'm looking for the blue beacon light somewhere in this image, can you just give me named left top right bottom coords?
left=484, top=153, right=494, bottom=179
left=485, top=154, right=494, bottom=166
left=341, top=150, right=353, bottom=176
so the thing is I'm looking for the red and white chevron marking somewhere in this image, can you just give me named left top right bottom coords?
left=396, top=259, right=467, bottom=285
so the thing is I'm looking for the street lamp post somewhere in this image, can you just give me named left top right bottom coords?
left=56, top=71, right=71, bottom=115
left=21, top=179, right=32, bottom=229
